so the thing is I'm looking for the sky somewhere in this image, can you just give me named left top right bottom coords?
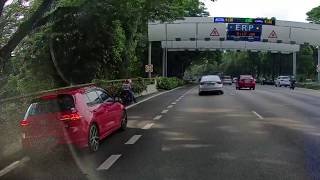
left=201, top=0, right=319, bottom=22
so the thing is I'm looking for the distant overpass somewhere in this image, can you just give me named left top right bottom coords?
left=147, top=17, right=320, bottom=80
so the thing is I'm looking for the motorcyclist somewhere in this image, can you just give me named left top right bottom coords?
left=289, top=77, right=296, bottom=90
left=122, top=79, right=137, bottom=103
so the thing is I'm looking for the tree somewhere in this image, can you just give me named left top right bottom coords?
left=0, top=0, right=58, bottom=70
left=307, top=5, right=320, bottom=24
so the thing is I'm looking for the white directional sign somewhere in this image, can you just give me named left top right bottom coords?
left=261, top=26, right=290, bottom=43
left=197, top=24, right=226, bottom=40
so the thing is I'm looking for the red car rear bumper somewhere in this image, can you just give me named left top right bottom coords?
left=237, top=82, right=256, bottom=88
left=22, top=126, right=88, bottom=151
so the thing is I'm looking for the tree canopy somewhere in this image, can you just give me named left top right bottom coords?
left=307, top=5, right=320, bottom=24
left=0, top=0, right=213, bottom=97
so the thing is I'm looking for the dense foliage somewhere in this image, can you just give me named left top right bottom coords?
left=0, top=0, right=212, bottom=98
left=157, top=77, right=184, bottom=90
left=307, top=5, right=320, bottom=24
left=93, top=78, right=148, bottom=97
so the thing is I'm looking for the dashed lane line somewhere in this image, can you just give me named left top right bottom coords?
left=125, top=135, right=142, bottom=145
left=0, top=156, right=30, bottom=177
left=161, top=110, right=169, bottom=114
left=252, top=111, right=264, bottom=120
left=167, top=105, right=174, bottom=109
left=153, top=115, right=162, bottom=120
left=97, top=155, right=122, bottom=171
left=142, top=123, right=154, bottom=130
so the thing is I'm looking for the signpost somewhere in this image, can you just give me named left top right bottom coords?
left=227, top=24, right=262, bottom=41
left=145, top=64, right=153, bottom=73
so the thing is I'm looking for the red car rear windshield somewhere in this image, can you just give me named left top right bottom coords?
left=25, top=94, right=75, bottom=118
left=240, top=76, right=253, bottom=80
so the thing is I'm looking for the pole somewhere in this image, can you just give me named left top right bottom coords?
left=165, top=48, right=168, bottom=77
left=162, top=48, right=165, bottom=77
left=293, top=52, right=297, bottom=77
left=148, top=42, right=152, bottom=78
left=318, top=47, right=320, bottom=83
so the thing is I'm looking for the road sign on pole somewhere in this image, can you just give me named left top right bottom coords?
left=145, top=64, right=153, bottom=73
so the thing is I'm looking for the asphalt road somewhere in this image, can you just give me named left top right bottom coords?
left=2, top=85, right=320, bottom=180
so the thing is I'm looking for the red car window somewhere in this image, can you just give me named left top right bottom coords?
left=25, top=94, right=75, bottom=118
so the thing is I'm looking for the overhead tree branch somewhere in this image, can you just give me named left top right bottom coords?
left=0, top=0, right=55, bottom=66
left=49, top=37, right=71, bottom=86
left=0, top=0, right=7, bottom=17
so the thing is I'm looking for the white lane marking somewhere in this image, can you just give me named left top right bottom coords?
left=171, top=102, right=176, bottom=105
left=252, top=111, right=264, bottom=120
left=0, top=156, right=30, bottom=177
left=126, top=86, right=184, bottom=109
left=142, top=123, right=154, bottom=130
left=153, top=115, right=162, bottom=120
left=125, top=135, right=142, bottom=145
left=97, top=155, right=121, bottom=171
left=161, top=109, right=169, bottom=114
left=167, top=105, right=174, bottom=109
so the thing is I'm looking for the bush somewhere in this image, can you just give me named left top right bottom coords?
left=156, top=77, right=184, bottom=90
left=296, top=82, right=320, bottom=90
left=93, top=78, right=147, bottom=97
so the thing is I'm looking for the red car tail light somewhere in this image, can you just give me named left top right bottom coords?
left=60, top=113, right=81, bottom=121
left=20, top=119, right=29, bottom=126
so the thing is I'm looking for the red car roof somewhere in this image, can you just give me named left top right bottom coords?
left=38, top=84, right=96, bottom=100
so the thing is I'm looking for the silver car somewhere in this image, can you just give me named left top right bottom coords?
left=275, top=76, right=291, bottom=87
left=199, top=75, right=224, bottom=95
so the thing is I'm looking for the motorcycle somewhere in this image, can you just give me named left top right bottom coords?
left=120, top=90, right=132, bottom=105
left=289, top=80, right=296, bottom=90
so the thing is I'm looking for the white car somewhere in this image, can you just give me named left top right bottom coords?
left=275, top=76, right=291, bottom=87
left=222, top=76, right=233, bottom=85
left=199, top=75, right=224, bottom=95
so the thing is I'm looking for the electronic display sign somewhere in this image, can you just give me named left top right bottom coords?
left=227, top=24, right=262, bottom=41
left=214, top=17, right=275, bottom=25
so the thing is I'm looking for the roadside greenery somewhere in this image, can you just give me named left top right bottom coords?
left=296, top=82, right=320, bottom=90
left=0, top=0, right=213, bottom=99
left=157, top=77, right=185, bottom=90
left=93, top=78, right=148, bottom=97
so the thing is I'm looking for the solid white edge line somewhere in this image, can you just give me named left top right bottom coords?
left=125, top=135, right=142, bottom=145
left=252, top=111, right=264, bottom=120
left=153, top=115, right=162, bottom=120
left=142, top=123, right=154, bottom=130
left=97, top=155, right=122, bottom=171
left=126, top=86, right=184, bottom=110
left=0, top=156, right=30, bottom=177
left=161, top=110, right=169, bottom=114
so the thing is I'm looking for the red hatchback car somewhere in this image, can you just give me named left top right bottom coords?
left=236, top=75, right=256, bottom=90
left=20, top=85, right=127, bottom=154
